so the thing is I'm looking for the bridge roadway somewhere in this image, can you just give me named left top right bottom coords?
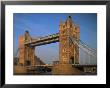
left=26, top=64, right=97, bottom=70
left=25, top=33, right=59, bottom=46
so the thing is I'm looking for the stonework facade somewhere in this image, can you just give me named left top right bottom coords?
left=59, top=16, right=80, bottom=64
left=18, top=31, right=35, bottom=66
left=52, top=16, right=81, bottom=75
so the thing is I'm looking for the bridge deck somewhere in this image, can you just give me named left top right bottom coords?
left=26, top=64, right=97, bottom=68
left=25, top=33, right=59, bottom=46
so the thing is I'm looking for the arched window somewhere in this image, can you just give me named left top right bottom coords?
left=25, top=60, right=31, bottom=66
left=70, top=56, right=74, bottom=64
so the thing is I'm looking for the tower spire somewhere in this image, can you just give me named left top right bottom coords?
left=66, top=16, right=73, bottom=28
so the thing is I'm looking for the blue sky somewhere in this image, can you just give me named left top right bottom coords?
left=13, top=13, right=97, bottom=64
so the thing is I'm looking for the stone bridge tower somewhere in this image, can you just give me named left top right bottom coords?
left=18, top=31, right=35, bottom=66
left=59, top=16, right=80, bottom=64
left=53, top=16, right=80, bottom=75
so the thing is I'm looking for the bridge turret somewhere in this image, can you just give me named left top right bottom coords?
left=25, top=30, right=32, bottom=43
left=25, top=30, right=29, bottom=33
left=59, top=21, right=65, bottom=31
left=66, top=16, right=73, bottom=28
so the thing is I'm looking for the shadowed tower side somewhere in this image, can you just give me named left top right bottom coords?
left=18, top=31, right=35, bottom=66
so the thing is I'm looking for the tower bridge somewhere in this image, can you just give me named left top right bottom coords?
left=14, top=16, right=97, bottom=75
